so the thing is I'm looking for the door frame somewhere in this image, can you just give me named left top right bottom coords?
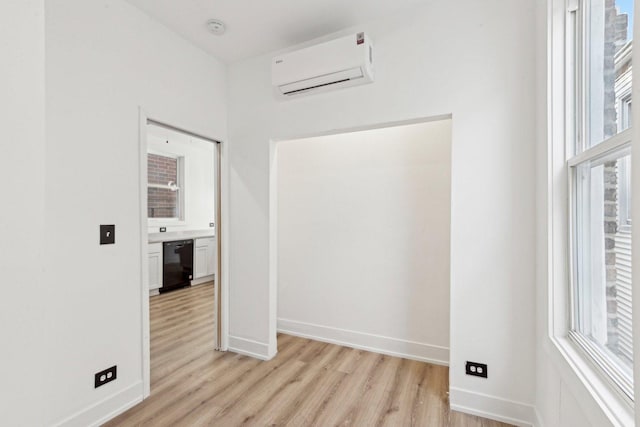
left=138, top=108, right=228, bottom=398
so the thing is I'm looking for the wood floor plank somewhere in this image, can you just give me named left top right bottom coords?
left=105, top=283, right=514, bottom=427
left=305, top=351, right=388, bottom=426
left=274, top=368, right=349, bottom=426
left=336, top=354, right=402, bottom=426
left=146, top=337, right=311, bottom=426
left=241, top=342, right=344, bottom=426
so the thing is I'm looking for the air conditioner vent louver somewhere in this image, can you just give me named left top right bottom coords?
left=283, top=78, right=351, bottom=96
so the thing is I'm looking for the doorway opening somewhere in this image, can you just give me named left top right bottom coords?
left=138, top=116, right=224, bottom=398
left=270, top=117, right=452, bottom=364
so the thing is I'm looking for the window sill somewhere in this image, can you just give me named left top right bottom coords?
left=546, top=335, right=633, bottom=427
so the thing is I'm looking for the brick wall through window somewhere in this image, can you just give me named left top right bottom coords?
left=148, top=153, right=179, bottom=218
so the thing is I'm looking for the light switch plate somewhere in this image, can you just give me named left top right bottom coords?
left=100, top=225, right=115, bottom=245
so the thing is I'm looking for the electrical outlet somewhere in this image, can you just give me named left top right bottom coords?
left=159, top=227, right=166, bottom=232
left=465, top=361, right=487, bottom=378
left=94, top=365, right=117, bottom=388
left=100, top=225, right=115, bottom=245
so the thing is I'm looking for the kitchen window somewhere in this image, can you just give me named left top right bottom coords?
left=567, top=0, right=633, bottom=399
left=147, top=152, right=184, bottom=221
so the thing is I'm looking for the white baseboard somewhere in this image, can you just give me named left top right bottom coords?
left=449, top=386, right=536, bottom=427
left=52, top=381, right=143, bottom=427
left=534, top=407, right=544, bottom=427
left=277, top=318, right=449, bottom=366
left=228, top=335, right=274, bottom=360
left=191, top=275, right=214, bottom=286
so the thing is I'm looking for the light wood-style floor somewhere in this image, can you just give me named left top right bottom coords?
left=105, top=283, right=512, bottom=427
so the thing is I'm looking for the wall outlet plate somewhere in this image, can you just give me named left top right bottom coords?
left=94, top=365, right=117, bottom=388
left=465, top=361, right=488, bottom=378
left=100, top=225, right=115, bottom=245
left=159, top=227, right=166, bottom=232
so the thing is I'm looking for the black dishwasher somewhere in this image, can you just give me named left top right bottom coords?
left=162, top=239, right=194, bottom=293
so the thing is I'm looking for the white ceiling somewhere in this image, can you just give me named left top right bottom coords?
left=125, top=0, right=425, bottom=63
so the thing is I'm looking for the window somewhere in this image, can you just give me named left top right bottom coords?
left=568, top=0, right=633, bottom=399
left=147, top=152, right=184, bottom=221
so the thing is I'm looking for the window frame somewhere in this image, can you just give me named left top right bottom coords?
left=147, top=150, right=186, bottom=224
left=567, top=134, right=633, bottom=401
left=619, top=154, right=633, bottom=227
left=543, top=0, right=635, bottom=424
left=566, top=0, right=634, bottom=403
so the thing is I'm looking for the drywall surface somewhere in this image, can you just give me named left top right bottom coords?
left=0, top=1, right=46, bottom=425
left=277, top=120, right=451, bottom=363
left=146, top=124, right=216, bottom=233
left=228, top=0, right=537, bottom=421
left=44, top=0, right=227, bottom=424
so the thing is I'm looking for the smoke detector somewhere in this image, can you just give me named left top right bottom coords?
left=206, top=19, right=226, bottom=35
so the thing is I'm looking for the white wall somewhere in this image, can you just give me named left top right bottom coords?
left=0, top=1, right=46, bottom=425
left=147, top=124, right=216, bottom=233
left=227, top=0, right=537, bottom=423
left=277, top=120, right=451, bottom=364
left=44, top=0, right=227, bottom=424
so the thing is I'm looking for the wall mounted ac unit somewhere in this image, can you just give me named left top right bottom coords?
left=272, top=32, right=374, bottom=97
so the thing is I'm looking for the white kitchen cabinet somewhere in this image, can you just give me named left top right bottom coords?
left=148, top=242, right=163, bottom=293
left=194, top=245, right=208, bottom=279
left=206, top=238, right=217, bottom=277
left=194, top=237, right=216, bottom=279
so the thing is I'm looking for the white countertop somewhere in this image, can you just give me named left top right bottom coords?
left=148, top=229, right=215, bottom=243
